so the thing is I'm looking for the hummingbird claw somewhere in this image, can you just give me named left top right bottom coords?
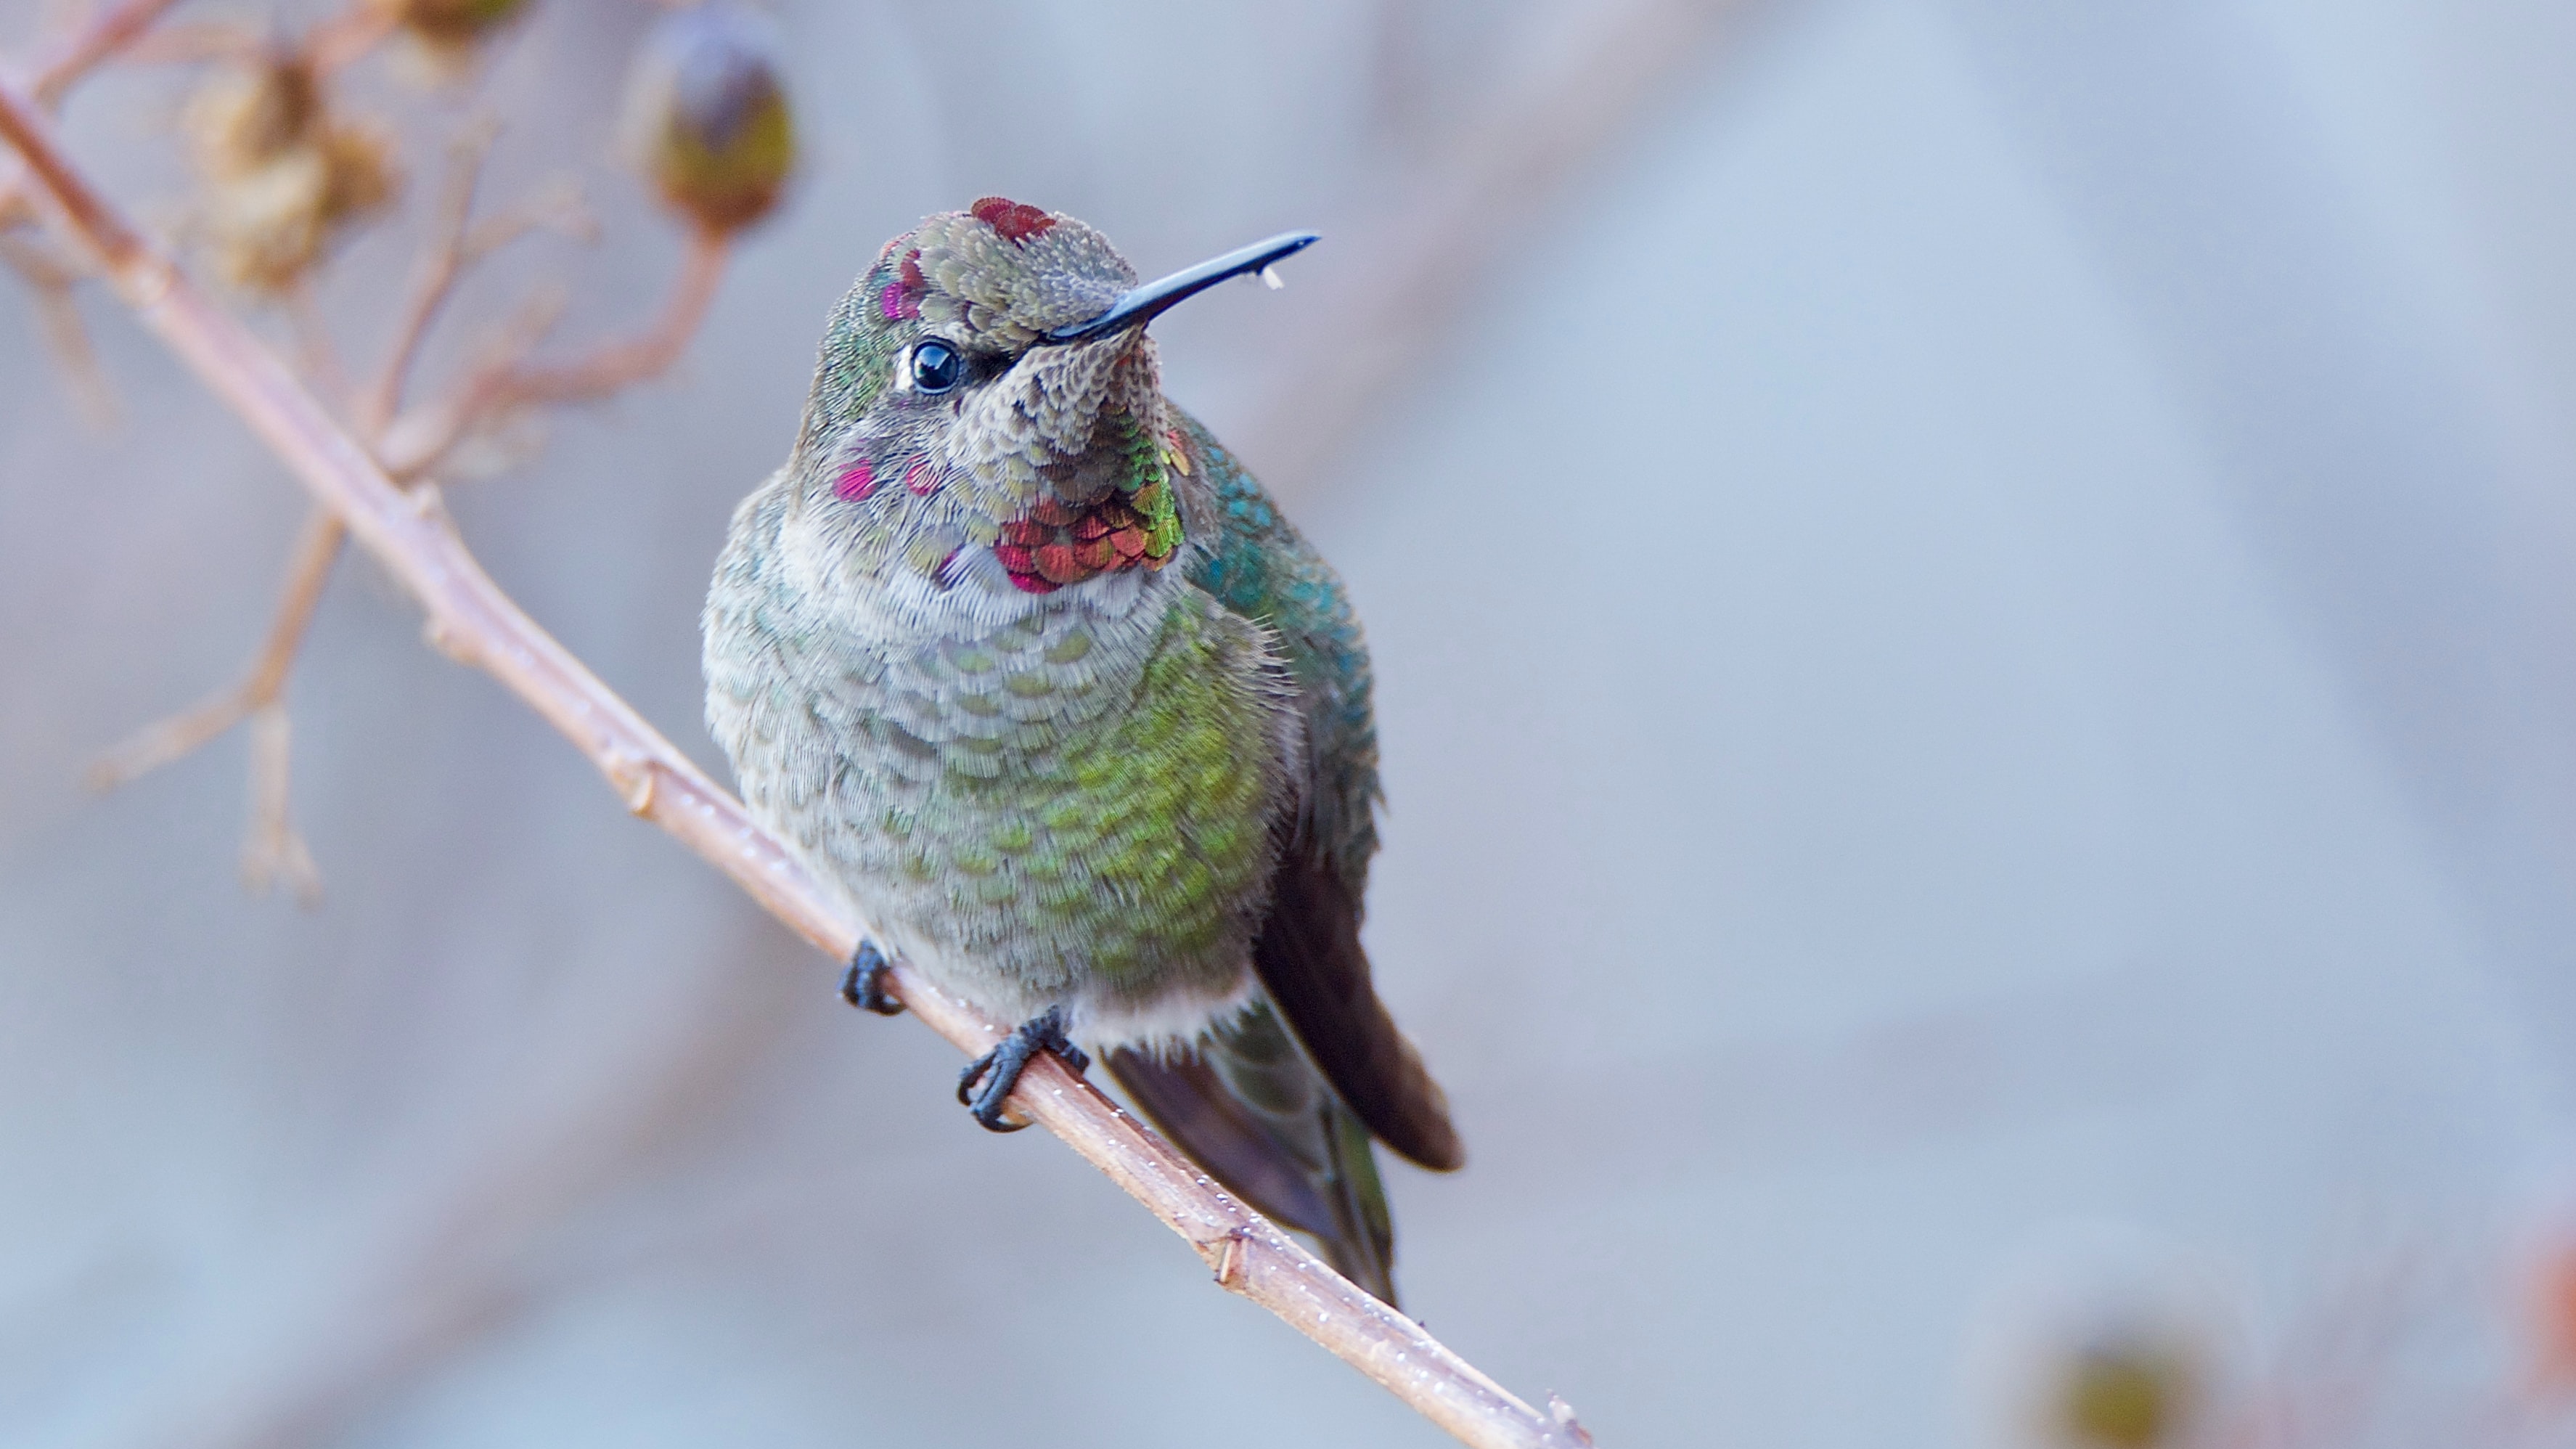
left=956, top=1004, right=1088, bottom=1132
left=840, top=939, right=904, bottom=1015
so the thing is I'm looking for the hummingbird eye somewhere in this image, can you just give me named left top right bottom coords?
left=909, top=339, right=962, bottom=394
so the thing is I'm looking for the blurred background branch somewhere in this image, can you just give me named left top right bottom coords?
left=25, top=0, right=183, bottom=106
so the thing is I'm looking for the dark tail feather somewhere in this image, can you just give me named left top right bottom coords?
left=1107, top=997, right=1399, bottom=1306
left=1252, top=855, right=1463, bottom=1172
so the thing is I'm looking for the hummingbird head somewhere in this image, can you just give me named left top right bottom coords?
left=782, top=198, right=1313, bottom=603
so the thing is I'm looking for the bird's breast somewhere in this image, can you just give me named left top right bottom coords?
left=732, top=584, right=1291, bottom=1034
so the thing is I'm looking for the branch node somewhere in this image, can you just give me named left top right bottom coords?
left=603, top=747, right=658, bottom=817
left=1546, top=1395, right=1596, bottom=1448
left=1211, top=1226, right=1251, bottom=1290
left=0, top=229, right=116, bottom=425
left=120, top=250, right=175, bottom=308
left=240, top=701, right=322, bottom=907
left=420, top=611, right=475, bottom=665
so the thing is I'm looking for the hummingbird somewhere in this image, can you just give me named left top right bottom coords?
left=702, top=199, right=1462, bottom=1303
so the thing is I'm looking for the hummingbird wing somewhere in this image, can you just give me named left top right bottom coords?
left=1246, top=853, right=1463, bottom=1171
left=1169, top=411, right=1464, bottom=1173
left=1105, top=1000, right=1397, bottom=1304
left=1111, top=410, right=1462, bottom=1304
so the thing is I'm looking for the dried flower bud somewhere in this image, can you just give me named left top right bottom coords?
left=622, top=5, right=795, bottom=235
left=184, top=57, right=400, bottom=293
left=389, top=0, right=531, bottom=46
left=1973, top=1249, right=2233, bottom=1449
left=316, top=122, right=399, bottom=221
left=2049, top=1331, right=2202, bottom=1449
left=186, top=57, right=322, bottom=180
left=2524, top=1236, right=2576, bottom=1393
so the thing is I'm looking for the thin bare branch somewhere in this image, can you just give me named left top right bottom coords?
left=376, top=279, right=558, bottom=477
left=242, top=700, right=319, bottom=903
left=379, top=224, right=724, bottom=479
left=282, top=278, right=353, bottom=409
left=460, top=178, right=594, bottom=257
left=0, top=0, right=187, bottom=411
left=27, top=0, right=188, bottom=105
left=302, top=0, right=396, bottom=74
left=95, top=119, right=620, bottom=875
left=494, top=223, right=727, bottom=404
left=86, top=679, right=260, bottom=791
left=28, top=270, right=113, bottom=422
left=0, top=228, right=113, bottom=424
left=362, top=118, right=499, bottom=436
left=104, top=18, right=257, bottom=66
left=0, top=69, right=1591, bottom=1449
left=88, top=507, right=346, bottom=792
left=359, top=121, right=594, bottom=442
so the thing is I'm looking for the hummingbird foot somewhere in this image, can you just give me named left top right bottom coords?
left=839, top=939, right=904, bottom=1016
left=956, top=1004, right=1089, bottom=1132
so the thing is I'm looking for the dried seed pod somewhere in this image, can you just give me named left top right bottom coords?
left=2049, top=1331, right=2203, bottom=1449
left=622, top=5, right=796, bottom=235
left=183, top=57, right=400, bottom=293
left=185, top=56, right=322, bottom=181
left=390, top=0, right=531, bottom=46
left=318, top=122, right=398, bottom=220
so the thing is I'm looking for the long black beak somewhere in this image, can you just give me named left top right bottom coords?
left=1044, top=231, right=1320, bottom=345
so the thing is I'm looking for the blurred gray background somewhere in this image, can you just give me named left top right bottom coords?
left=7, top=0, right=2576, bottom=1444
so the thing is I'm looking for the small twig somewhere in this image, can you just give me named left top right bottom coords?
left=303, top=0, right=396, bottom=74
left=86, top=680, right=253, bottom=793
left=0, top=0, right=186, bottom=370
left=106, top=19, right=258, bottom=66
left=361, top=123, right=597, bottom=441
left=242, top=700, right=320, bottom=903
left=27, top=0, right=189, bottom=105
left=363, top=119, right=499, bottom=436
left=282, top=278, right=353, bottom=411
left=377, top=279, right=560, bottom=478
left=91, top=116, right=630, bottom=886
left=0, top=69, right=1589, bottom=1449
left=88, top=507, right=347, bottom=794
left=463, top=179, right=594, bottom=254
left=492, top=224, right=726, bottom=405
left=0, top=227, right=113, bottom=424
left=380, top=224, right=724, bottom=479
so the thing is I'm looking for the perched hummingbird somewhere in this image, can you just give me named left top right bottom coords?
left=702, top=200, right=1462, bottom=1302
